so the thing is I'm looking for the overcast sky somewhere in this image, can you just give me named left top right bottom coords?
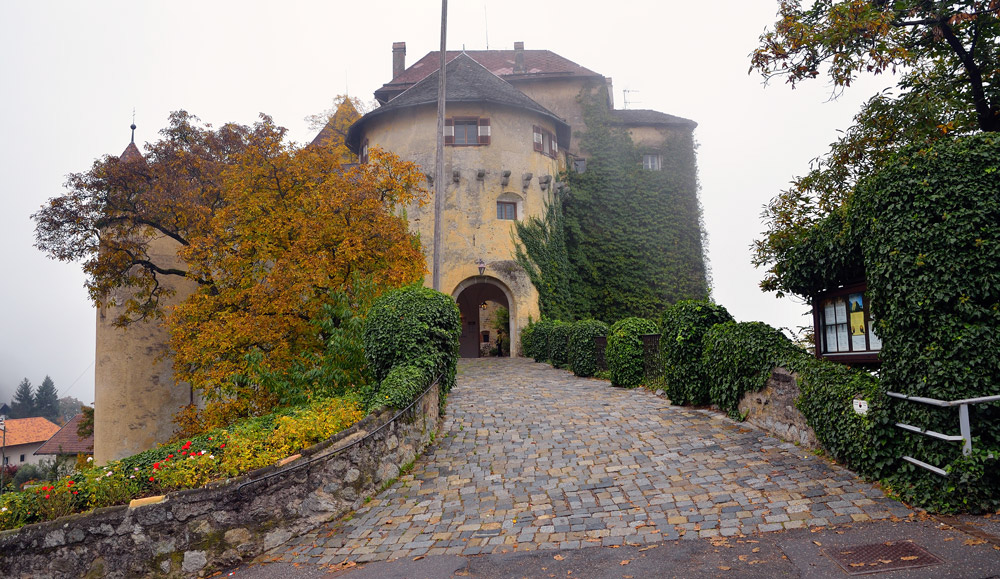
left=0, top=1, right=893, bottom=406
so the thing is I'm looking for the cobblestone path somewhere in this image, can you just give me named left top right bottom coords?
left=277, top=358, right=912, bottom=564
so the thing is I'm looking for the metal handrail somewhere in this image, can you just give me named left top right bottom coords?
left=887, top=391, right=1000, bottom=476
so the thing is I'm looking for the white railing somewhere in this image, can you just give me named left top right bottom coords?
left=887, top=391, right=1000, bottom=476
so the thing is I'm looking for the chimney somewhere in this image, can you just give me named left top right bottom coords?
left=514, top=41, right=525, bottom=74
left=392, top=42, right=406, bottom=79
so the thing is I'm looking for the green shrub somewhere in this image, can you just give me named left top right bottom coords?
left=548, top=321, right=572, bottom=367
left=519, top=319, right=536, bottom=358
left=791, top=356, right=896, bottom=481
left=363, top=285, right=461, bottom=408
left=375, top=363, right=432, bottom=410
left=528, top=319, right=557, bottom=363
left=702, top=321, right=799, bottom=418
left=659, top=300, right=733, bottom=405
left=607, top=317, right=658, bottom=388
left=850, top=133, right=1000, bottom=513
left=569, top=319, right=610, bottom=377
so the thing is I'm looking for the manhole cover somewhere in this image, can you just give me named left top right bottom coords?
left=823, top=540, right=944, bottom=575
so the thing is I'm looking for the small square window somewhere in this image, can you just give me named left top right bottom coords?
left=497, top=202, right=517, bottom=220
left=20, top=454, right=26, bottom=463
left=642, top=154, right=662, bottom=171
left=454, top=120, right=478, bottom=145
left=573, top=158, right=587, bottom=173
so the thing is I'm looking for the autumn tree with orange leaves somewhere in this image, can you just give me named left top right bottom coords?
left=34, top=107, right=427, bottom=425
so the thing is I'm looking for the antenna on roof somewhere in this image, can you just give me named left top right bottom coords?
left=130, top=108, right=136, bottom=143
left=484, top=0, right=489, bottom=49
left=623, top=89, right=641, bottom=110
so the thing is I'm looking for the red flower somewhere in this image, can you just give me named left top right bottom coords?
left=181, top=441, right=192, bottom=450
left=219, top=444, right=225, bottom=449
left=153, top=462, right=161, bottom=470
left=44, top=494, right=50, bottom=499
left=168, top=454, right=174, bottom=459
left=67, top=480, right=74, bottom=487
left=149, top=476, right=155, bottom=482
left=72, top=491, right=78, bottom=495
left=181, top=451, right=187, bottom=456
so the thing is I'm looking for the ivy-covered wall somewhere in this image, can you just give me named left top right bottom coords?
left=514, top=90, right=709, bottom=324
left=563, top=91, right=709, bottom=322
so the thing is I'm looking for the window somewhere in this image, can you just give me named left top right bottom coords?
left=573, top=158, right=587, bottom=173
left=20, top=454, right=25, bottom=463
left=445, top=117, right=490, bottom=146
left=533, top=126, right=558, bottom=157
left=642, top=154, right=662, bottom=171
left=497, top=201, right=517, bottom=220
left=359, top=138, right=369, bottom=164
left=814, top=283, right=881, bottom=364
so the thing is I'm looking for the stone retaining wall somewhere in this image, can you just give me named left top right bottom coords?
left=738, top=367, right=819, bottom=448
left=0, top=383, right=440, bottom=578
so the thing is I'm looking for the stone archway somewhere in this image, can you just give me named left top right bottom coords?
left=452, top=276, right=516, bottom=358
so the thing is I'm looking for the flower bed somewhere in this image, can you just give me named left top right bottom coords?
left=0, top=396, right=364, bottom=532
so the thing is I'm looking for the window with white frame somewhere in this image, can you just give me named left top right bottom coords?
left=642, top=154, right=662, bottom=171
left=533, top=125, right=558, bottom=158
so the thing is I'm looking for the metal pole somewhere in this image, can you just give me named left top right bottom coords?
left=959, top=404, right=972, bottom=456
left=1, top=419, right=6, bottom=497
left=432, top=0, right=448, bottom=291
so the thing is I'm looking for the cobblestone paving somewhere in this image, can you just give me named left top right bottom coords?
left=277, top=358, right=913, bottom=564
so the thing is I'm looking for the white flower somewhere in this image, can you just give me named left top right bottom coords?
left=130, top=475, right=135, bottom=479
left=209, top=455, right=215, bottom=460
left=1, top=507, right=8, bottom=512
left=86, top=457, right=93, bottom=462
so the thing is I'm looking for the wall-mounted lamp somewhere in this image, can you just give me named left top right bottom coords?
left=480, top=301, right=488, bottom=310
left=476, top=258, right=486, bottom=276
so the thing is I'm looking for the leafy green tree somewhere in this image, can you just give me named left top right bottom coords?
left=10, top=379, right=34, bottom=419
left=34, top=376, right=59, bottom=423
left=751, top=1, right=1000, bottom=295
left=57, top=396, right=85, bottom=423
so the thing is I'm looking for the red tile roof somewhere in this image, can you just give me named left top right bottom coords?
left=34, top=414, right=94, bottom=456
left=374, top=49, right=604, bottom=103
left=1, top=417, right=61, bottom=446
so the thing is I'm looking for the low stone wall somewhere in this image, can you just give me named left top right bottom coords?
left=0, top=383, right=440, bottom=578
left=738, top=367, right=818, bottom=448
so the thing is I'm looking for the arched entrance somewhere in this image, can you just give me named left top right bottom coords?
left=453, top=276, right=515, bottom=358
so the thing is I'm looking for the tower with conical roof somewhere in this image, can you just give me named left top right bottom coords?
left=92, top=124, right=199, bottom=464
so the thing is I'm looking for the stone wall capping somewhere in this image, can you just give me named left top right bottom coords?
left=0, top=380, right=442, bottom=578
left=128, top=495, right=166, bottom=509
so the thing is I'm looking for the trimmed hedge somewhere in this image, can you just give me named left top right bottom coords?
left=548, top=321, right=572, bottom=367
left=607, top=317, right=658, bottom=388
left=569, top=320, right=610, bottom=377
left=527, top=319, right=557, bottom=363
left=659, top=300, right=734, bottom=405
left=362, top=285, right=461, bottom=409
left=702, top=321, right=800, bottom=418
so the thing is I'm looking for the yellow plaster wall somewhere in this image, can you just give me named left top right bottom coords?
left=363, top=103, right=566, bottom=352
left=93, top=235, right=198, bottom=464
left=512, top=78, right=607, bottom=156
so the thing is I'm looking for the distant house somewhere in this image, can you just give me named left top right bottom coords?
left=34, top=414, right=94, bottom=459
left=0, top=417, right=60, bottom=467
left=0, top=403, right=10, bottom=418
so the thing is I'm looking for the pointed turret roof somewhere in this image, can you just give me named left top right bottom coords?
left=347, top=53, right=570, bottom=152
left=120, top=122, right=143, bottom=163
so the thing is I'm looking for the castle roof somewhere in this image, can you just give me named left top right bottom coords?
left=1, top=417, right=61, bottom=446
left=347, top=53, right=571, bottom=152
left=375, top=49, right=604, bottom=104
left=34, top=413, right=94, bottom=456
left=611, top=109, right=697, bottom=130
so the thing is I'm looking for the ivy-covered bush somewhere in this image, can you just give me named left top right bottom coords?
left=362, top=285, right=461, bottom=409
left=849, top=134, right=1000, bottom=513
left=548, top=321, right=573, bottom=368
left=701, top=321, right=799, bottom=418
left=569, top=319, right=610, bottom=377
left=519, top=319, right=537, bottom=359
left=528, top=319, right=557, bottom=363
left=659, top=300, right=734, bottom=405
left=792, top=356, right=896, bottom=481
left=606, top=317, right=658, bottom=388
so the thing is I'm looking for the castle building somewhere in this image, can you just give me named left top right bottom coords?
left=93, top=42, right=698, bottom=462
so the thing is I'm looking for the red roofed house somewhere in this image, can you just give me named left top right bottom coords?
left=1, top=417, right=61, bottom=467
left=34, top=414, right=94, bottom=459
